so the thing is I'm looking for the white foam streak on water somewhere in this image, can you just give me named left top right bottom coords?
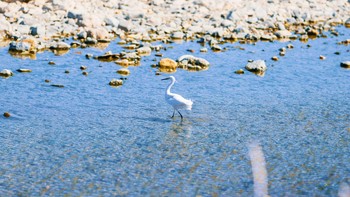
left=338, top=182, right=350, bottom=197
left=249, top=141, right=268, bottom=197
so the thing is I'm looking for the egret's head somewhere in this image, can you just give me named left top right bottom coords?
left=161, top=76, right=176, bottom=81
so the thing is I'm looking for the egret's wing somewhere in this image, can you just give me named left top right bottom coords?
left=170, top=94, right=193, bottom=110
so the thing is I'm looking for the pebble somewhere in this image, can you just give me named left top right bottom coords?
left=116, top=68, right=130, bottom=76
left=85, top=53, right=93, bottom=59
left=16, top=69, right=32, bottom=72
left=340, top=61, right=350, bottom=68
left=200, top=48, right=208, bottom=52
left=286, top=44, right=294, bottom=49
left=234, top=69, right=245, bottom=74
left=271, top=56, right=279, bottom=61
left=0, top=69, right=14, bottom=77
left=109, top=79, right=123, bottom=87
left=51, top=84, right=64, bottom=88
left=3, top=112, right=10, bottom=118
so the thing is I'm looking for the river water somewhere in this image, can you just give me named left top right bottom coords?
left=1, top=27, right=349, bottom=196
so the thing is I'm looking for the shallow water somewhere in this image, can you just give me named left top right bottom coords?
left=1, top=27, right=350, bottom=196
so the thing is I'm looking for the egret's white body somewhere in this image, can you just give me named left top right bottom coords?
left=162, top=76, right=193, bottom=119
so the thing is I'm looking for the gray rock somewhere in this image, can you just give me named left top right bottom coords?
left=30, top=26, right=45, bottom=36
left=118, top=20, right=133, bottom=32
left=245, top=60, right=267, bottom=72
left=67, top=10, right=83, bottom=20
left=104, top=17, right=119, bottom=27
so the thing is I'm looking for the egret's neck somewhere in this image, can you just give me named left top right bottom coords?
left=166, top=79, right=175, bottom=95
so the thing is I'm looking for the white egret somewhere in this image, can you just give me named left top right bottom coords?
left=162, top=76, right=193, bottom=120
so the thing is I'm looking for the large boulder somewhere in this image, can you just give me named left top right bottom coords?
left=159, top=58, right=177, bottom=69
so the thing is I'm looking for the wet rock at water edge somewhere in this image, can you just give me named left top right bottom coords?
left=16, top=69, right=32, bottom=72
left=3, top=112, right=10, bottom=118
left=171, top=31, right=184, bottom=39
left=94, top=53, right=120, bottom=62
left=245, top=60, right=267, bottom=73
left=345, top=18, right=350, bottom=28
left=211, top=45, right=222, bottom=51
left=109, top=79, right=123, bottom=87
left=340, top=61, right=350, bottom=68
left=0, top=69, right=14, bottom=77
left=9, top=41, right=30, bottom=53
left=49, top=42, right=71, bottom=50
left=116, top=68, right=130, bottom=76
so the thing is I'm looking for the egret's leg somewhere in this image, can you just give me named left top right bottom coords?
left=177, top=110, right=183, bottom=120
left=171, top=109, right=175, bottom=118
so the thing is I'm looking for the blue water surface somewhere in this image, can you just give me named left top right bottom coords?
left=0, top=27, right=349, bottom=196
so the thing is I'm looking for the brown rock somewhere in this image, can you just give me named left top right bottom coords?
left=3, top=112, right=10, bottom=118
left=159, top=58, right=177, bottom=69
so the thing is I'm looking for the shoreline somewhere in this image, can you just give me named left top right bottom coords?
left=0, top=0, right=349, bottom=54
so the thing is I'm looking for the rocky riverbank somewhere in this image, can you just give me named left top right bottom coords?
left=0, top=0, right=350, bottom=54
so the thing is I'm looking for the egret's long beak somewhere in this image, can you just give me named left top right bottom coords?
left=162, top=77, right=170, bottom=80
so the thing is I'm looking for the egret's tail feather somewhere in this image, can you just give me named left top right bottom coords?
left=186, top=99, right=193, bottom=110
